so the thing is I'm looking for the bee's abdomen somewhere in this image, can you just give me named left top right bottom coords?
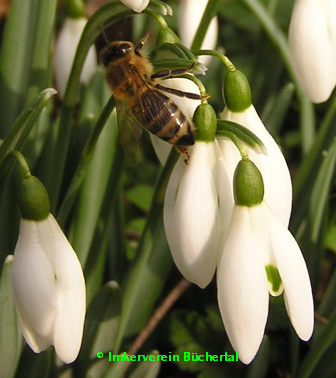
left=132, top=90, right=194, bottom=146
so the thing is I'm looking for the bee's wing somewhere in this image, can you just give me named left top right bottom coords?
left=115, top=100, right=143, bottom=166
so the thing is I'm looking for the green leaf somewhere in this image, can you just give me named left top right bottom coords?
left=77, top=281, right=121, bottom=378
left=101, top=358, right=126, bottom=378
left=50, top=1, right=133, bottom=207
left=113, top=151, right=178, bottom=352
left=0, top=0, right=39, bottom=133
left=0, top=255, right=22, bottom=378
left=0, top=88, right=57, bottom=166
left=217, top=120, right=265, bottom=153
left=310, top=139, right=336, bottom=243
left=126, top=185, right=154, bottom=212
left=129, top=350, right=161, bottom=378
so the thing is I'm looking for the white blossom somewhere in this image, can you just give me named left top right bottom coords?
left=217, top=203, right=314, bottom=364
left=12, top=214, right=86, bottom=364
left=120, top=0, right=149, bottom=13
left=178, top=0, right=218, bottom=65
left=54, top=17, right=97, bottom=97
left=164, top=141, right=222, bottom=288
left=288, top=0, right=336, bottom=103
left=220, top=105, right=292, bottom=227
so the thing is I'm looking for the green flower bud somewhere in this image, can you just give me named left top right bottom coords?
left=193, top=103, right=217, bottom=142
left=158, top=27, right=180, bottom=44
left=234, top=159, right=264, bottom=206
left=68, top=0, right=85, bottom=19
left=18, top=176, right=50, bottom=221
left=223, top=70, right=252, bottom=112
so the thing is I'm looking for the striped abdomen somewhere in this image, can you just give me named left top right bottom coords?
left=129, top=88, right=194, bottom=146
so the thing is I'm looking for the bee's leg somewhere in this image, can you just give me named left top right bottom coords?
left=176, top=146, right=191, bottom=164
left=151, top=63, right=196, bottom=80
left=154, top=83, right=207, bottom=100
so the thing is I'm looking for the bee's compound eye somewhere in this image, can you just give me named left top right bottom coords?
left=118, top=43, right=132, bottom=55
left=100, top=43, right=132, bottom=66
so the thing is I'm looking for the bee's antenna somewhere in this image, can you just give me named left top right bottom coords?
left=134, top=33, right=150, bottom=54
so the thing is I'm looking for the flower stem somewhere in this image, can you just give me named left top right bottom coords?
left=190, top=0, right=220, bottom=52
left=195, top=49, right=236, bottom=72
left=10, top=150, right=31, bottom=179
left=180, top=73, right=208, bottom=102
left=145, top=9, right=168, bottom=29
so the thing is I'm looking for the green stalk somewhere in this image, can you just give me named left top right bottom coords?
left=57, top=96, right=116, bottom=226
left=297, top=307, right=336, bottom=378
left=190, top=0, right=221, bottom=52
left=0, top=88, right=57, bottom=181
left=25, top=0, right=58, bottom=103
left=0, top=0, right=39, bottom=134
left=292, top=96, right=336, bottom=231
left=241, top=0, right=315, bottom=154
left=113, top=149, right=178, bottom=353
left=49, top=2, right=133, bottom=209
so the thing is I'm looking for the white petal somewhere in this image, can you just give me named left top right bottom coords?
left=178, top=0, right=218, bottom=65
left=220, top=105, right=292, bottom=227
left=36, top=215, right=86, bottom=363
left=268, top=208, right=314, bottom=341
left=217, top=206, right=269, bottom=364
left=162, top=78, right=201, bottom=121
left=54, top=18, right=97, bottom=97
left=12, top=220, right=57, bottom=352
left=288, top=0, right=336, bottom=103
left=215, top=142, right=235, bottom=239
left=120, top=0, right=149, bottom=12
left=164, top=142, right=220, bottom=288
left=150, top=78, right=201, bottom=165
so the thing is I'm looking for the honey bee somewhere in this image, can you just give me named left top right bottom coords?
left=100, top=37, right=202, bottom=163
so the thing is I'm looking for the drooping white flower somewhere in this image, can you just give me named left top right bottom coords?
left=150, top=78, right=202, bottom=165
left=164, top=140, right=222, bottom=288
left=54, top=17, right=97, bottom=97
left=220, top=105, right=292, bottom=227
left=217, top=202, right=314, bottom=364
left=120, top=0, right=149, bottom=13
left=12, top=214, right=86, bottom=364
left=178, top=0, right=218, bottom=65
left=288, top=0, right=336, bottom=103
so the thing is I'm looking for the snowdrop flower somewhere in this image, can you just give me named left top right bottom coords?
left=120, top=0, right=149, bottom=13
left=217, top=159, right=314, bottom=364
left=150, top=78, right=202, bottom=165
left=12, top=175, right=86, bottom=364
left=178, top=0, right=218, bottom=65
left=288, top=0, right=336, bottom=103
left=54, top=17, right=97, bottom=97
left=221, top=70, right=292, bottom=227
left=164, top=104, right=224, bottom=288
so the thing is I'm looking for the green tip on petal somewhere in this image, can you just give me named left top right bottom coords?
left=265, top=265, right=283, bottom=295
left=18, top=176, right=50, bottom=221
left=193, top=103, right=217, bottom=142
left=223, top=70, right=252, bottom=112
left=234, top=159, right=264, bottom=206
left=158, top=27, right=180, bottom=44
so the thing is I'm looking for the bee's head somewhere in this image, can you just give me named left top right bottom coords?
left=100, top=41, right=133, bottom=66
